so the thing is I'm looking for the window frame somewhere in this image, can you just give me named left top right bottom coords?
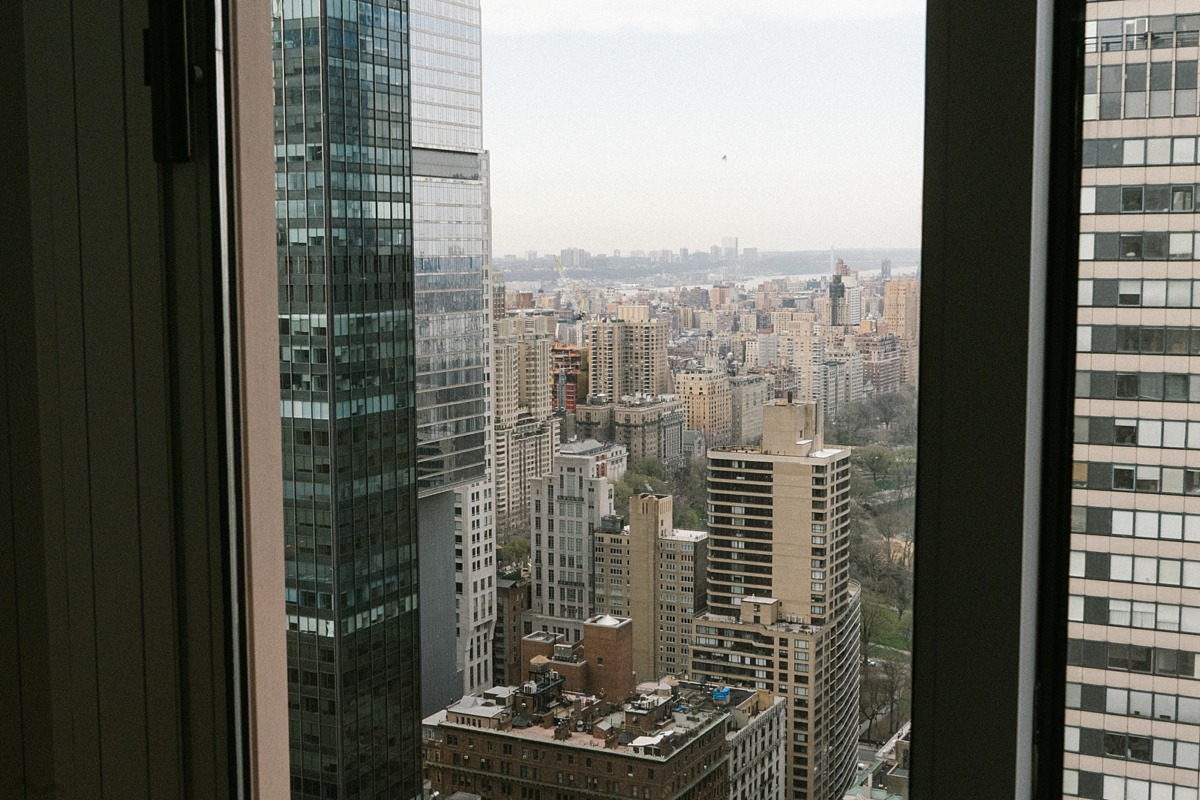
left=913, top=0, right=1080, bottom=797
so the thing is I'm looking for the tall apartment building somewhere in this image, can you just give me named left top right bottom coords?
left=494, top=417, right=561, bottom=539
left=576, top=395, right=686, bottom=468
left=882, top=278, right=920, bottom=341
left=493, top=312, right=560, bottom=538
left=588, top=317, right=672, bottom=403
left=527, top=440, right=627, bottom=641
left=593, top=493, right=709, bottom=681
left=494, top=313, right=555, bottom=425
left=551, top=343, right=585, bottom=412
left=815, top=275, right=862, bottom=327
left=691, top=400, right=860, bottom=800
left=882, top=278, right=920, bottom=385
left=1064, top=5, right=1200, bottom=799
left=731, top=375, right=771, bottom=445
left=272, top=0, right=423, bottom=795
left=410, top=0, right=497, bottom=714
left=855, top=321, right=903, bottom=395
left=676, top=368, right=734, bottom=448
left=493, top=575, right=532, bottom=686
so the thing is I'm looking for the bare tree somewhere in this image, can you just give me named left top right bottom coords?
left=859, top=596, right=888, bottom=667
left=880, top=657, right=910, bottom=737
left=859, top=667, right=890, bottom=741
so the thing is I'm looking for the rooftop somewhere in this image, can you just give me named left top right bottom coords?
left=560, top=438, right=623, bottom=456
left=664, top=529, right=708, bottom=542
left=710, top=443, right=849, bottom=459
left=697, top=610, right=822, bottom=636
left=423, top=679, right=768, bottom=760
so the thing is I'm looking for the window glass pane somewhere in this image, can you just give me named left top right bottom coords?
left=1078, top=280, right=1094, bottom=305
left=1167, top=280, right=1192, bottom=305
left=1133, top=557, right=1157, bottom=582
left=1122, top=185, right=1145, bottom=211
left=1143, top=280, right=1167, bottom=305
left=1175, top=137, right=1197, bottom=162
left=1173, top=184, right=1194, bottom=209
left=1098, top=185, right=1123, bottom=212
left=1081, top=186, right=1096, bottom=213
left=1121, top=138, right=1143, bottom=164
left=1163, top=420, right=1186, bottom=446
left=1080, top=233, right=1096, bottom=260
left=1146, top=185, right=1171, bottom=210
left=1170, top=231, right=1194, bottom=258
left=1138, top=419, right=1161, bottom=445
left=1147, top=137, right=1172, bottom=163
left=1176, top=89, right=1198, bottom=116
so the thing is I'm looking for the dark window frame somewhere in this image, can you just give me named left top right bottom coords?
left=914, top=0, right=1080, bottom=796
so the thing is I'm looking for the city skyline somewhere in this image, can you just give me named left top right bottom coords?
left=484, top=0, right=925, bottom=255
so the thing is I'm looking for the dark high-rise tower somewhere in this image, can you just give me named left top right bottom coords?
left=272, top=2, right=423, bottom=798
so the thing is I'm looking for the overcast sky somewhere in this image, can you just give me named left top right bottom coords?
left=482, top=0, right=926, bottom=257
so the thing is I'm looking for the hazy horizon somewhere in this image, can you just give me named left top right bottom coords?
left=483, top=0, right=926, bottom=256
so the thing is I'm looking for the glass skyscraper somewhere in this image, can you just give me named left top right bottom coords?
left=408, top=0, right=498, bottom=713
left=273, top=1, right=423, bottom=797
left=1066, top=4, right=1200, bottom=798
left=410, top=0, right=489, bottom=495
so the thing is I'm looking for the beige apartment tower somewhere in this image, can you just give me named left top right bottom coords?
left=1063, top=4, right=1200, bottom=799
left=575, top=395, right=686, bottom=467
left=676, top=368, right=734, bottom=448
left=882, top=278, right=920, bottom=342
left=588, top=317, right=672, bottom=402
left=691, top=399, right=859, bottom=800
left=493, top=312, right=560, bottom=538
left=593, top=493, right=709, bottom=682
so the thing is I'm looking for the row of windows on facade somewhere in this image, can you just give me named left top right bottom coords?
left=1085, top=15, right=1200, bottom=53
left=1067, top=638, right=1198, bottom=678
left=1069, top=549, right=1200, bottom=587
left=1083, top=135, right=1200, bottom=167
left=1072, top=460, right=1200, bottom=495
left=1078, top=278, right=1200, bottom=308
left=1083, top=62, right=1199, bottom=119
left=1076, top=324, right=1200, bottom=354
left=1066, top=682, right=1200, bottom=724
left=279, top=228, right=412, bottom=249
left=1074, top=505, right=1200, bottom=542
left=1078, top=231, right=1200, bottom=261
left=1064, top=771, right=1198, bottom=800
left=1075, top=370, right=1200, bottom=403
left=1065, top=726, right=1200, bottom=770
left=1081, top=183, right=1199, bottom=214
left=1075, top=415, right=1200, bottom=449
left=1068, top=594, right=1200, bottom=634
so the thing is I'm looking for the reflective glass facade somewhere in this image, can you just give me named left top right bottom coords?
left=273, top=0, right=423, bottom=797
left=410, top=0, right=489, bottom=494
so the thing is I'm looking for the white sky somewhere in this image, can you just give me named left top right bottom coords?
left=481, top=0, right=926, bottom=256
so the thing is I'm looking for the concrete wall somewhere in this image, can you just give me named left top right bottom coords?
left=419, top=490, right=462, bottom=715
